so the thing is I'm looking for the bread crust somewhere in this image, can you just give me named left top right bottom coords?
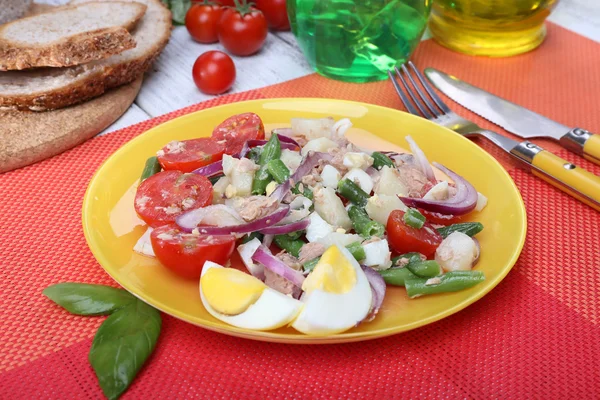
left=0, top=0, right=171, bottom=112
left=0, top=27, right=137, bottom=71
left=0, top=1, right=147, bottom=71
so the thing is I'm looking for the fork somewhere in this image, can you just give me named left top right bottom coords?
left=388, top=61, right=600, bottom=212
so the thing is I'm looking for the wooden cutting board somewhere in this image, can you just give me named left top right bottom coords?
left=0, top=78, right=142, bottom=173
left=0, top=3, right=144, bottom=173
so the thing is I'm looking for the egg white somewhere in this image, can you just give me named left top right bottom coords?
left=291, top=246, right=373, bottom=335
left=200, top=262, right=304, bottom=331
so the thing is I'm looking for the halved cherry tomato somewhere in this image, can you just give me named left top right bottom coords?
left=212, top=112, right=265, bottom=155
left=387, top=210, right=443, bottom=258
left=151, top=225, right=235, bottom=279
left=134, top=171, right=212, bottom=227
left=157, top=138, right=225, bottom=173
left=420, top=209, right=465, bottom=226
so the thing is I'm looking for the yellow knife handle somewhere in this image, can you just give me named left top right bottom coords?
left=531, top=151, right=600, bottom=211
left=559, top=128, right=600, bottom=165
left=583, top=134, right=600, bottom=165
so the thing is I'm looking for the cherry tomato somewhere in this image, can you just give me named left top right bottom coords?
left=151, top=225, right=235, bottom=279
left=212, top=112, right=265, bottom=155
left=157, top=138, right=225, bottom=173
left=135, top=171, right=213, bottom=227
left=216, top=0, right=235, bottom=5
left=254, top=0, right=290, bottom=31
left=218, top=5, right=268, bottom=56
left=185, top=3, right=224, bottom=44
left=185, top=3, right=225, bottom=43
left=192, top=51, right=236, bottom=95
left=387, top=210, right=443, bottom=258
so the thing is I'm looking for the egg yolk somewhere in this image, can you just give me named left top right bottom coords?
left=201, top=268, right=266, bottom=315
left=302, top=246, right=357, bottom=294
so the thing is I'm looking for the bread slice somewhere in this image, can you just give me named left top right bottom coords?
left=0, top=2, right=147, bottom=71
left=0, top=0, right=171, bottom=112
left=0, top=0, right=32, bottom=25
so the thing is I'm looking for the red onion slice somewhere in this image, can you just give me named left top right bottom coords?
left=252, top=246, right=305, bottom=287
left=180, top=205, right=290, bottom=235
left=192, top=160, right=223, bottom=177
left=176, top=205, right=242, bottom=232
left=259, top=218, right=310, bottom=235
left=405, top=136, right=436, bottom=183
left=237, top=238, right=265, bottom=280
left=361, top=266, right=386, bottom=322
left=400, top=163, right=478, bottom=216
left=277, top=134, right=301, bottom=148
left=270, top=151, right=332, bottom=202
left=262, top=234, right=274, bottom=248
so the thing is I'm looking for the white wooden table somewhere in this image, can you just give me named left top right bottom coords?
left=41, top=0, right=600, bottom=134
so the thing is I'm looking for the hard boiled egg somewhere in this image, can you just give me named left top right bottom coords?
left=200, top=262, right=303, bottom=330
left=291, top=245, right=372, bottom=335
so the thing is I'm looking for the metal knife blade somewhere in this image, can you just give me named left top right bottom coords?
left=424, top=68, right=571, bottom=140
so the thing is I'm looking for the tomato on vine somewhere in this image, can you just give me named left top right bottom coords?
left=218, top=0, right=268, bottom=56
left=185, top=1, right=225, bottom=44
left=255, top=0, right=290, bottom=31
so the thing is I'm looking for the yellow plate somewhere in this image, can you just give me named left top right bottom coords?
left=82, top=98, right=526, bottom=344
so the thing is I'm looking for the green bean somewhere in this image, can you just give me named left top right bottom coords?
left=241, top=232, right=264, bottom=244
left=346, top=241, right=366, bottom=261
left=209, top=174, right=225, bottom=185
left=437, top=222, right=484, bottom=239
left=338, top=179, right=370, bottom=206
left=273, top=235, right=304, bottom=258
left=391, top=252, right=423, bottom=266
left=378, top=267, right=418, bottom=286
left=285, top=230, right=305, bottom=240
left=406, top=260, right=441, bottom=278
left=140, top=156, right=161, bottom=181
left=247, top=147, right=262, bottom=163
left=403, top=208, right=426, bottom=229
left=302, top=242, right=366, bottom=273
left=348, top=205, right=385, bottom=238
left=303, top=258, right=319, bottom=273
left=266, top=159, right=290, bottom=184
left=258, top=134, right=281, bottom=165
left=371, top=152, right=394, bottom=169
left=292, top=182, right=313, bottom=201
left=251, top=165, right=272, bottom=195
left=404, top=271, right=485, bottom=298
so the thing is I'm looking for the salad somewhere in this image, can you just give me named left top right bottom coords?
left=133, top=112, right=488, bottom=335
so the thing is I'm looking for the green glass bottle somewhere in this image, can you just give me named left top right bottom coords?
left=287, top=0, right=431, bottom=83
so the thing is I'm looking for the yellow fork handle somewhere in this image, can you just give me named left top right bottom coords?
left=583, top=134, right=600, bottom=165
left=531, top=150, right=600, bottom=211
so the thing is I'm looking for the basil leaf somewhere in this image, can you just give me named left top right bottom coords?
left=43, top=283, right=135, bottom=315
left=162, top=0, right=192, bottom=25
left=89, top=299, right=161, bottom=400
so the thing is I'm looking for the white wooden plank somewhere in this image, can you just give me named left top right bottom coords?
left=548, top=0, right=600, bottom=42
left=135, top=26, right=312, bottom=117
left=98, top=103, right=150, bottom=135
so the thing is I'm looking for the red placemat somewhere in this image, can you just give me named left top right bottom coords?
left=1, top=23, right=599, bottom=398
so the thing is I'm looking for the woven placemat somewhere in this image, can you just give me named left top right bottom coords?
left=1, top=23, right=599, bottom=398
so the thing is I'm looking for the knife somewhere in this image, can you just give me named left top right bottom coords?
left=424, top=68, right=600, bottom=166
